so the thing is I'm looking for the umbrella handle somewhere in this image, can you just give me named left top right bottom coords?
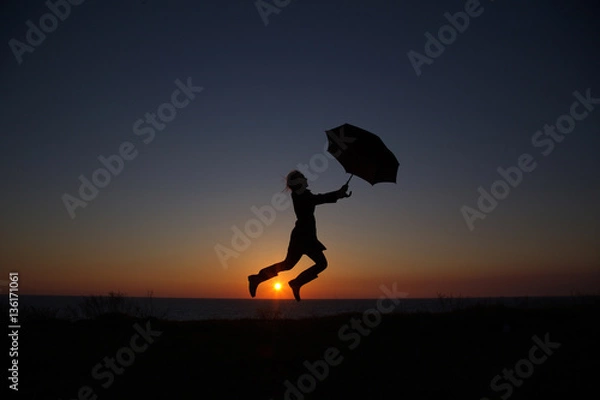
left=345, top=174, right=354, bottom=185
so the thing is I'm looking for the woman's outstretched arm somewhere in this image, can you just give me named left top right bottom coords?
left=312, top=184, right=351, bottom=205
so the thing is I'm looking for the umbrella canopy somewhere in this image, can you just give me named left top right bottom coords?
left=326, top=123, right=399, bottom=185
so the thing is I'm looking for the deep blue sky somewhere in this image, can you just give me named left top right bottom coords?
left=1, top=0, right=599, bottom=298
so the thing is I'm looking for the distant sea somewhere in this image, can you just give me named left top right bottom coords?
left=3, top=295, right=594, bottom=321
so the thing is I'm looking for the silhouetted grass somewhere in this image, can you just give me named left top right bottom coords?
left=9, top=291, right=167, bottom=322
left=14, top=299, right=599, bottom=399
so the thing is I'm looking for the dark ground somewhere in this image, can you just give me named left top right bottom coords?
left=9, top=301, right=599, bottom=399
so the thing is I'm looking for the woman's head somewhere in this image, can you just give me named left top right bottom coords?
left=286, top=170, right=308, bottom=193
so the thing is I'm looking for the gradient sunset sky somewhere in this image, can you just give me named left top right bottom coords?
left=1, top=0, right=599, bottom=299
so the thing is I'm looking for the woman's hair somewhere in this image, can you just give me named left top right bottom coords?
left=286, top=170, right=305, bottom=192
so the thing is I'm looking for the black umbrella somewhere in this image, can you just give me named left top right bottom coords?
left=326, top=123, right=399, bottom=186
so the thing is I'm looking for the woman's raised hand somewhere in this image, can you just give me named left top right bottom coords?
left=338, top=184, right=352, bottom=198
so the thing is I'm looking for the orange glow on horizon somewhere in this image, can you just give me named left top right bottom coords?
left=10, top=262, right=600, bottom=300
left=5, top=229, right=599, bottom=300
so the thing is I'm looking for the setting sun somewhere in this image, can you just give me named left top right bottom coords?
left=274, top=282, right=282, bottom=291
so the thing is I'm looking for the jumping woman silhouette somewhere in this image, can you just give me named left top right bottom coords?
left=248, top=170, right=352, bottom=301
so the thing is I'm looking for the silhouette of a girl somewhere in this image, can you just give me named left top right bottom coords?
left=248, top=170, right=351, bottom=301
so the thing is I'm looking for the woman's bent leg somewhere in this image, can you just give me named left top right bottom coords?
left=289, top=250, right=327, bottom=301
left=248, top=250, right=302, bottom=297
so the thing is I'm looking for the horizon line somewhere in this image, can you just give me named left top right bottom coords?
left=9, top=293, right=599, bottom=300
